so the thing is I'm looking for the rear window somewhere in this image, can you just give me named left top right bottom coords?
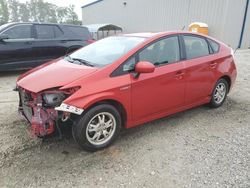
left=208, top=39, right=220, bottom=53
left=65, top=26, right=91, bottom=39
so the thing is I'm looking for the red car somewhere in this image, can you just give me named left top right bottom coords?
left=16, top=31, right=237, bottom=151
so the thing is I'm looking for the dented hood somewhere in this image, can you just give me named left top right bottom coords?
left=17, top=59, right=98, bottom=93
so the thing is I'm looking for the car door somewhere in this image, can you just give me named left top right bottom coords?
left=0, top=24, right=35, bottom=70
left=33, top=24, right=66, bottom=64
left=130, top=36, right=186, bottom=120
left=181, top=34, right=216, bottom=105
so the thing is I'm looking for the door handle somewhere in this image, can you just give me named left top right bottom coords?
left=174, top=71, right=185, bottom=79
left=210, top=62, right=217, bottom=68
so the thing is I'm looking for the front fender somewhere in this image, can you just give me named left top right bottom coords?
left=63, top=90, right=132, bottom=123
left=66, top=92, right=122, bottom=109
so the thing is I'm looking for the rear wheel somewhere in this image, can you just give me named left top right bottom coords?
left=72, top=104, right=121, bottom=151
left=209, top=78, right=229, bottom=108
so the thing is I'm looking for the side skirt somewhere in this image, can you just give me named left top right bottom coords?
left=126, top=97, right=211, bottom=129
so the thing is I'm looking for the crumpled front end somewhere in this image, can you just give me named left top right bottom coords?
left=17, top=86, right=83, bottom=137
left=18, top=88, right=58, bottom=136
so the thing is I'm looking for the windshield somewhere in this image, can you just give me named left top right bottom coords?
left=67, top=36, right=146, bottom=67
left=0, top=23, right=12, bottom=33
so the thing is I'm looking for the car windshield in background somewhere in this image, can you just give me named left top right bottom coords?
left=67, top=36, right=146, bottom=67
left=0, top=23, right=12, bottom=32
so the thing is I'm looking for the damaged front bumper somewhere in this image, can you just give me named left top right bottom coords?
left=17, top=87, right=83, bottom=137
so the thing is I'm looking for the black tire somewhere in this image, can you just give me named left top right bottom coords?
left=209, top=78, right=229, bottom=108
left=72, top=104, right=121, bottom=151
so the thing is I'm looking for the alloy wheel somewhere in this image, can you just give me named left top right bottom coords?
left=213, top=82, right=227, bottom=104
left=86, top=112, right=116, bottom=145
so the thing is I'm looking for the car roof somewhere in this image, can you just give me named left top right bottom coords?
left=123, top=32, right=162, bottom=38
left=1, top=22, right=88, bottom=28
left=123, top=31, right=210, bottom=39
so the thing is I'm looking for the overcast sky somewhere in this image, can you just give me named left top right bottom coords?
left=19, top=0, right=97, bottom=20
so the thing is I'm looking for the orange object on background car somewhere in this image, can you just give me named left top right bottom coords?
left=189, top=22, right=209, bottom=35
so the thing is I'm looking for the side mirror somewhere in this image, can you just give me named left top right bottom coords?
left=135, top=61, right=155, bottom=74
left=0, top=34, right=9, bottom=41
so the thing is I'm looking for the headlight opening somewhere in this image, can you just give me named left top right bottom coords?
left=43, top=92, right=66, bottom=107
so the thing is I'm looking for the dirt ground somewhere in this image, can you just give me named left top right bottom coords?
left=0, top=50, right=250, bottom=188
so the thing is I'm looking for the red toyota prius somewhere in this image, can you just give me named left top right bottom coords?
left=16, top=31, right=237, bottom=151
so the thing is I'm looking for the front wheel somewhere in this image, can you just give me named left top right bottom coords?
left=72, top=104, right=121, bottom=151
left=209, top=78, right=229, bottom=108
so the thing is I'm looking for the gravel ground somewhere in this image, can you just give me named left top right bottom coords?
left=0, top=50, right=250, bottom=188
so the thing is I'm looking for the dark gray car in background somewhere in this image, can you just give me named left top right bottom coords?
left=0, top=22, right=94, bottom=71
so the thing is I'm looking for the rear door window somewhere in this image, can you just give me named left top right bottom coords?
left=2, top=25, right=32, bottom=39
left=35, top=25, right=54, bottom=39
left=35, top=25, right=63, bottom=39
left=54, top=26, right=64, bottom=38
left=183, top=35, right=210, bottom=59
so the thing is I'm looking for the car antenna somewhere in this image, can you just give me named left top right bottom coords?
left=181, top=25, right=185, bottom=31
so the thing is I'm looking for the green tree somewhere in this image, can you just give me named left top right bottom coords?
left=8, top=0, right=19, bottom=21
left=29, top=0, right=39, bottom=22
left=29, top=0, right=58, bottom=23
left=19, top=2, right=30, bottom=22
left=47, top=4, right=57, bottom=23
left=0, top=0, right=9, bottom=25
left=65, top=5, right=80, bottom=25
left=1, top=0, right=81, bottom=25
left=56, top=7, right=68, bottom=23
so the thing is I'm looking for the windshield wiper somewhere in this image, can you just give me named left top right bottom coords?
left=64, top=55, right=94, bottom=67
left=64, top=55, right=74, bottom=62
left=72, top=58, right=94, bottom=67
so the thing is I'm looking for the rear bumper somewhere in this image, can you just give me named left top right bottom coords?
left=229, top=61, right=237, bottom=92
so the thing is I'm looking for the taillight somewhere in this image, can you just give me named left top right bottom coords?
left=87, top=39, right=95, bottom=44
left=231, top=48, right=236, bottom=59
